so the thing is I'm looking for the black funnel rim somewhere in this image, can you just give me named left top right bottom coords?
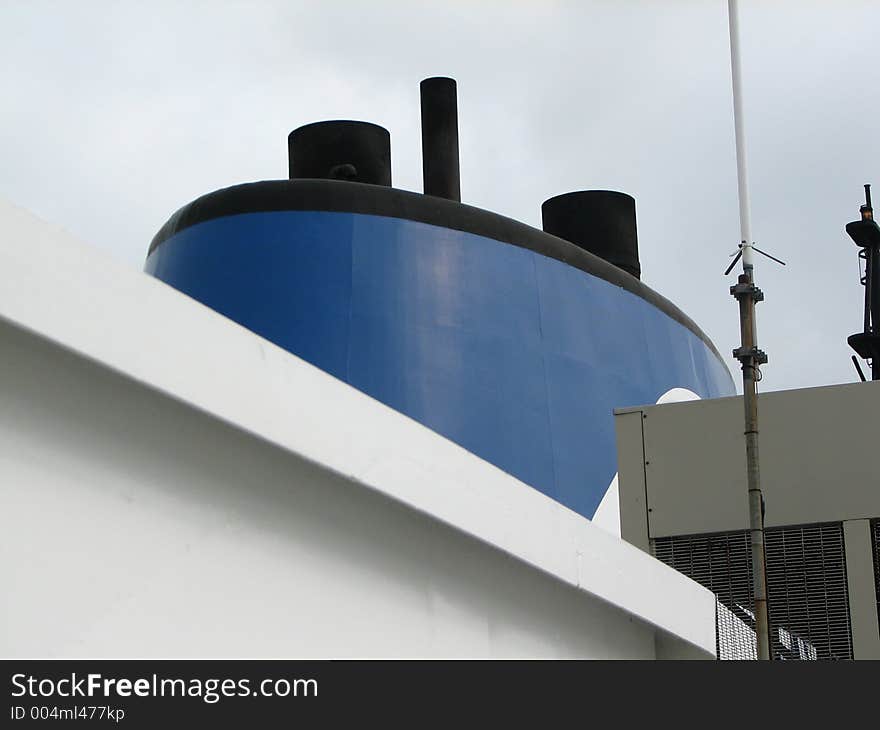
left=288, top=120, right=390, bottom=140
left=147, top=180, right=726, bottom=368
left=543, top=190, right=635, bottom=206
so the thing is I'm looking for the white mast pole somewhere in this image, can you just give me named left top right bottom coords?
left=727, top=0, right=771, bottom=661
left=728, top=0, right=754, bottom=272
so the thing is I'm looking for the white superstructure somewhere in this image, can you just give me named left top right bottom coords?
left=0, top=200, right=715, bottom=658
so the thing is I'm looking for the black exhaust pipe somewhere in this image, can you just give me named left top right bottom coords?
left=541, top=191, right=641, bottom=279
left=420, top=77, right=461, bottom=201
left=288, top=120, right=391, bottom=186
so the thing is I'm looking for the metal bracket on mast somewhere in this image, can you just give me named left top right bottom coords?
left=730, top=279, right=764, bottom=302
left=733, top=346, right=768, bottom=367
left=731, top=275, right=768, bottom=373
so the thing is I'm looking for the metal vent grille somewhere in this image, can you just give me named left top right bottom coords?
left=765, top=523, right=852, bottom=660
left=652, top=531, right=755, bottom=660
left=653, top=523, right=853, bottom=660
left=872, top=520, right=880, bottom=639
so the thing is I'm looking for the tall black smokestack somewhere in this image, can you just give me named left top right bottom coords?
left=288, top=121, right=391, bottom=186
left=541, top=191, right=641, bottom=279
left=420, top=77, right=461, bottom=201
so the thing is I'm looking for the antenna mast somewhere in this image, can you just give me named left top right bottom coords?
left=845, top=184, right=880, bottom=379
left=727, top=0, right=772, bottom=661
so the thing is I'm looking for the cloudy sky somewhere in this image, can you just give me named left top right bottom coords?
left=2, top=1, right=878, bottom=393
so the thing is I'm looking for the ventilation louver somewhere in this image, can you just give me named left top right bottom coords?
left=653, top=523, right=853, bottom=660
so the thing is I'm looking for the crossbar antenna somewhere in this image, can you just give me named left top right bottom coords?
left=724, top=244, right=786, bottom=276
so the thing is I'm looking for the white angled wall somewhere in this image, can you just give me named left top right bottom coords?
left=0, top=199, right=715, bottom=658
left=0, top=318, right=645, bottom=657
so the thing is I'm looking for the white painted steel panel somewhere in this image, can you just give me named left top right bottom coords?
left=0, top=200, right=716, bottom=657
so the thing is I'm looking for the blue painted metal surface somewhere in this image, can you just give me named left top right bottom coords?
left=146, top=211, right=734, bottom=518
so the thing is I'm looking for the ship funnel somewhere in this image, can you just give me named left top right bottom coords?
left=541, top=191, right=641, bottom=279
left=288, top=121, right=391, bottom=186
left=420, top=77, right=461, bottom=201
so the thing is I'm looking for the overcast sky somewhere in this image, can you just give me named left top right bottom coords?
left=2, top=1, right=878, bottom=393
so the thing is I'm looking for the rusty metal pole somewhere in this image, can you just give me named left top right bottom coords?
left=732, top=272, right=771, bottom=660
